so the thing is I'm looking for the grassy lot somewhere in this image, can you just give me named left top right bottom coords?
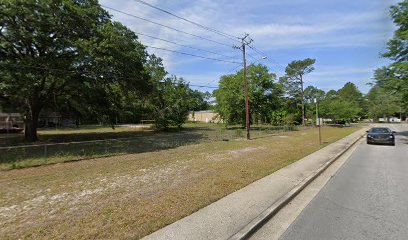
left=0, top=123, right=297, bottom=170
left=0, top=126, right=358, bottom=239
left=0, top=125, right=154, bottom=147
left=0, top=123, right=297, bottom=146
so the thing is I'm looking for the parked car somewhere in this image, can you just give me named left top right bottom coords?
left=366, top=127, right=395, bottom=146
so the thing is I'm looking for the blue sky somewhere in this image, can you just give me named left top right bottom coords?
left=100, top=0, right=399, bottom=94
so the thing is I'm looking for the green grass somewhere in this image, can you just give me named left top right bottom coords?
left=0, top=126, right=359, bottom=239
left=0, top=123, right=299, bottom=170
left=0, top=125, right=154, bottom=147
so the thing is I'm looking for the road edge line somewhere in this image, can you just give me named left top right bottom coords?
left=228, top=130, right=366, bottom=240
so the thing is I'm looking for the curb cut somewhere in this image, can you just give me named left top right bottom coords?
left=228, top=130, right=366, bottom=240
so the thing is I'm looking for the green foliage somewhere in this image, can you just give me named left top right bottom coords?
left=375, top=65, right=408, bottom=107
left=366, top=85, right=400, bottom=119
left=285, top=58, right=316, bottom=83
left=145, top=54, right=168, bottom=84
left=337, top=82, right=363, bottom=104
left=281, top=58, right=316, bottom=126
left=116, top=54, right=168, bottom=123
left=303, top=86, right=325, bottom=122
left=319, top=99, right=361, bottom=122
left=282, top=58, right=316, bottom=98
left=149, top=76, right=195, bottom=130
left=190, top=90, right=211, bottom=111
left=375, top=0, right=408, bottom=109
left=383, top=0, right=408, bottom=62
left=319, top=82, right=363, bottom=122
left=304, top=86, right=325, bottom=104
left=213, top=64, right=282, bottom=125
left=70, top=21, right=151, bottom=126
left=0, top=0, right=151, bottom=141
left=270, top=110, right=288, bottom=126
left=213, top=72, right=245, bottom=125
left=233, top=128, right=244, bottom=138
left=283, top=113, right=298, bottom=126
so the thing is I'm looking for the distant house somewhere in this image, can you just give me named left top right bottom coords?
left=188, top=110, right=221, bottom=123
left=0, top=112, right=24, bottom=129
left=0, top=108, right=76, bottom=130
left=379, top=117, right=401, bottom=123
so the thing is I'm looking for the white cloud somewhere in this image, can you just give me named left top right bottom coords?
left=310, top=67, right=374, bottom=77
left=99, top=0, right=396, bottom=92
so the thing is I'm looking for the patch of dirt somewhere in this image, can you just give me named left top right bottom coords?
left=0, top=159, right=196, bottom=238
left=229, top=147, right=263, bottom=155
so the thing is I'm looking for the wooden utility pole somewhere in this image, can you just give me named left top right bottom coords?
left=235, top=34, right=253, bottom=140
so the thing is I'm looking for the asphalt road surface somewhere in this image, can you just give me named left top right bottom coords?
left=279, top=124, right=408, bottom=240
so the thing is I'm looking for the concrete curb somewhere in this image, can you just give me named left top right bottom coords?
left=228, top=129, right=366, bottom=240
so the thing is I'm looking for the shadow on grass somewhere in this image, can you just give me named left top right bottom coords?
left=0, top=130, right=209, bottom=167
left=0, top=124, right=299, bottom=169
left=0, top=130, right=157, bottom=147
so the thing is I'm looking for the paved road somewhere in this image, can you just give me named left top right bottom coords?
left=279, top=124, right=408, bottom=240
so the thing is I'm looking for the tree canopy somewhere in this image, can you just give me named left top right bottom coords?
left=375, top=0, right=408, bottom=109
left=281, top=58, right=316, bottom=126
left=0, top=0, right=151, bottom=141
left=319, top=82, right=363, bottom=122
left=149, top=76, right=198, bottom=129
left=366, top=85, right=400, bottom=120
left=213, top=64, right=282, bottom=125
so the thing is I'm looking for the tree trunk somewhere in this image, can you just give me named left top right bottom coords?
left=24, top=107, right=41, bottom=142
left=300, top=76, right=305, bottom=127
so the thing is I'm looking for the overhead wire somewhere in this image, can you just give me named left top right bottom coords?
left=101, top=5, right=234, bottom=48
left=189, top=84, right=218, bottom=89
left=247, top=44, right=287, bottom=72
left=132, top=0, right=240, bottom=42
left=86, top=5, right=242, bottom=78
left=145, top=45, right=241, bottom=64
left=100, top=3, right=255, bottom=90
left=3, top=4, right=289, bottom=93
left=135, top=32, right=238, bottom=59
left=195, top=63, right=243, bottom=90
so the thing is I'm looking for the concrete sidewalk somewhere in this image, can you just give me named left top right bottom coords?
left=143, top=128, right=368, bottom=240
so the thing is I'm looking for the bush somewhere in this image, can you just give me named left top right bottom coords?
left=234, top=128, right=244, bottom=138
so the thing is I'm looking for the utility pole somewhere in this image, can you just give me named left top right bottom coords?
left=315, top=98, right=322, bottom=145
left=234, top=33, right=253, bottom=140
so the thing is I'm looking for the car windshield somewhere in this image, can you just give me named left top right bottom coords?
left=369, top=128, right=391, bottom=133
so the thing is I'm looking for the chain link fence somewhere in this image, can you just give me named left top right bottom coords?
left=0, top=125, right=299, bottom=169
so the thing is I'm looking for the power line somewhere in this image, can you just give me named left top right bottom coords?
left=0, top=63, right=225, bottom=90
left=189, top=84, right=218, bottom=89
left=101, top=5, right=234, bottom=48
left=247, top=44, right=287, bottom=72
left=196, top=63, right=243, bottom=90
left=132, top=0, right=240, bottom=42
left=247, top=44, right=267, bottom=59
left=135, top=32, right=238, bottom=59
left=145, top=45, right=241, bottom=64
left=246, top=52, right=260, bottom=64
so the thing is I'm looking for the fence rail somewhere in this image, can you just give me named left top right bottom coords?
left=0, top=124, right=299, bottom=169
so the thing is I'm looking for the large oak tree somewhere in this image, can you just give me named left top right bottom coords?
left=0, top=0, right=151, bottom=141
